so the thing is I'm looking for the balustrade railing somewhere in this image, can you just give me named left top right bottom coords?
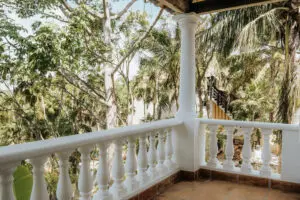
left=197, top=118, right=300, bottom=180
left=2, top=117, right=300, bottom=200
left=207, top=76, right=230, bottom=113
left=0, top=118, right=182, bottom=200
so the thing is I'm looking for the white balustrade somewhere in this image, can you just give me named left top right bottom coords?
left=93, top=143, right=112, bottom=200
left=78, top=146, right=93, bottom=200
left=223, top=126, right=235, bottom=170
left=207, top=125, right=219, bottom=168
left=0, top=119, right=182, bottom=200
left=241, top=128, right=253, bottom=174
left=260, top=129, right=272, bottom=177
left=137, top=135, right=150, bottom=184
left=164, top=128, right=176, bottom=170
left=157, top=131, right=168, bottom=175
left=110, top=140, right=126, bottom=198
left=56, top=151, right=73, bottom=200
left=147, top=132, right=158, bottom=177
left=0, top=163, right=17, bottom=200
left=124, top=136, right=139, bottom=192
left=197, top=118, right=300, bottom=181
left=29, top=156, right=49, bottom=200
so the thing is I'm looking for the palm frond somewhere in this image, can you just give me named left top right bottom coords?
left=235, top=7, right=288, bottom=52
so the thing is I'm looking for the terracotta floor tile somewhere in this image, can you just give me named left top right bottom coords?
left=157, top=180, right=300, bottom=200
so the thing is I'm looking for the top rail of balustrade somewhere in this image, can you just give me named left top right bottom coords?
left=0, top=118, right=183, bottom=165
left=197, top=118, right=299, bottom=131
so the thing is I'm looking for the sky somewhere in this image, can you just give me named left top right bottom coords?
left=8, top=0, right=169, bottom=35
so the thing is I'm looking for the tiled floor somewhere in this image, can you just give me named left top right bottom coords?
left=157, top=180, right=300, bottom=200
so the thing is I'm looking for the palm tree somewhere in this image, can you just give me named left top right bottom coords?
left=133, top=27, right=180, bottom=120
left=199, top=0, right=300, bottom=123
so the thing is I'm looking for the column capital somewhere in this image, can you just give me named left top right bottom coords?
left=173, top=13, right=199, bottom=26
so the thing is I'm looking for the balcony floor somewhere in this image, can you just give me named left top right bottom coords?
left=157, top=180, right=300, bottom=200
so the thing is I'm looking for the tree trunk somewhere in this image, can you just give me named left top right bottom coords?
left=103, top=0, right=118, bottom=129
left=278, top=15, right=300, bottom=123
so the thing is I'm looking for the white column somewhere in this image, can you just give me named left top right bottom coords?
left=78, top=146, right=93, bottom=200
left=260, top=129, right=272, bottom=177
left=223, top=126, right=235, bottom=170
left=207, top=125, right=220, bottom=168
left=157, top=131, right=168, bottom=175
left=173, top=13, right=199, bottom=172
left=29, top=156, right=49, bottom=200
left=56, top=151, right=73, bottom=200
left=0, top=163, right=17, bottom=200
left=124, top=136, right=139, bottom=192
left=110, top=140, right=126, bottom=199
left=147, top=132, right=158, bottom=177
left=241, top=128, right=253, bottom=174
left=164, top=128, right=175, bottom=170
left=174, top=13, right=198, bottom=117
left=137, top=135, right=149, bottom=184
left=93, top=143, right=112, bottom=200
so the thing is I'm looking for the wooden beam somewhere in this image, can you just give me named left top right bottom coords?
left=150, top=0, right=190, bottom=13
left=190, top=0, right=287, bottom=14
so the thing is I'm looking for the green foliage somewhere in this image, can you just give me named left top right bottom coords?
left=132, top=25, right=180, bottom=120
left=13, top=165, right=33, bottom=200
left=45, top=170, right=59, bottom=199
left=200, top=1, right=300, bottom=123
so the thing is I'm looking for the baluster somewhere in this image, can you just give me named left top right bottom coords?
left=241, top=128, right=253, bottom=174
left=164, top=128, right=175, bottom=170
left=110, top=140, right=126, bottom=198
left=78, top=146, right=93, bottom=200
left=147, top=132, right=158, bottom=177
left=0, top=163, right=17, bottom=200
left=124, top=136, right=139, bottom=192
left=223, top=126, right=235, bottom=170
left=137, top=135, right=150, bottom=184
left=207, top=125, right=219, bottom=168
left=93, top=143, right=112, bottom=200
left=157, top=131, right=168, bottom=175
left=56, top=151, right=73, bottom=200
left=260, top=129, right=272, bottom=177
left=29, top=156, right=49, bottom=200
left=199, top=123, right=207, bottom=166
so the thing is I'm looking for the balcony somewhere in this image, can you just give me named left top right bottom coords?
left=1, top=117, right=300, bottom=200
left=1, top=1, right=299, bottom=200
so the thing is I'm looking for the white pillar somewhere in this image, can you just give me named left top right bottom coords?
left=147, top=132, right=158, bottom=177
left=137, top=135, right=150, bottom=184
left=174, top=13, right=198, bottom=118
left=29, top=156, right=49, bottom=200
left=260, top=129, right=272, bottom=177
left=164, top=128, right=176, bottom=170
left=0, top=163, right=17, bottom=200
left=198, top=123, right=207, bottom=166
left=157, top=131, right=168, bottom=176
left=93, top=143, right=112, bottom=200
left=56, top=151, right=73, bottom=200
left=223, top=126, right=235, bottom=170
left=78, top=146, right=93, bottom=200
left=241, top=128, right=253, bottom=174
left=110, top=140, right=126, bottom=199
left=173, top=13, right=199, bottom=172
left=207, top=125, right=219, bottom=168
left=124, top=136, right=139, bottom=192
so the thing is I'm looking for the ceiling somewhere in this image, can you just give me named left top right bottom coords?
left=152, top=0, right=287, bottom=14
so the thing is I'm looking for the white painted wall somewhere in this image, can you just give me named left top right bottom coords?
left=281, top=129, right=300, bottom=183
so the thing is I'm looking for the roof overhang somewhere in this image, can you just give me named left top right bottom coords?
left=151, top=0, right=287, bottom=14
